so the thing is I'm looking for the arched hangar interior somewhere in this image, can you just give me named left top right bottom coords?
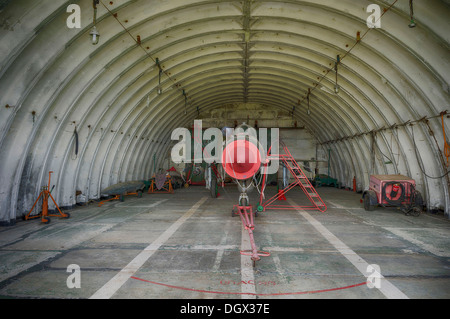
left=0, top=0, right=449, bottom=225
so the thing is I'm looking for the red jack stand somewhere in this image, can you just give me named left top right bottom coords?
left=24, top=171, right=70, bottom=224
left=277, top=190, right=287, bottom=201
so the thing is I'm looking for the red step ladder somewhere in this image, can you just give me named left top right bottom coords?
left=258, top=140, right=327, bottom=212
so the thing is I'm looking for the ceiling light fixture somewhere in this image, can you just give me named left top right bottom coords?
left=157, top=71, right=163, bottom=95
left=90, top=0, right=100, bottom=45
left=90, top=26, right=100, bottom=45
left=155, top=58, right=163, bottom=95
left=409, top=0, right=416, bottom=28
left=334, top=84, right=340, bottom=94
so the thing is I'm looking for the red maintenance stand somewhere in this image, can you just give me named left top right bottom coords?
left=256, top=140, right=327, bottom=214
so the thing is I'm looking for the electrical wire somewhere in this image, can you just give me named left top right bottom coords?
left=373, top=133, right=394, bottom=165
left=100, top=0, right=399, bottom=116
left=71, top=125, right=79, bottom=160
left=296, top=0, right=399, bottom=109
left=74, top=126, right=79, bottom=157
left=98, top=1, right=191, bottom=108
left=410, top=124, right=450, bottom=179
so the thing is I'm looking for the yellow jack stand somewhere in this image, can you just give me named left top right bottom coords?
left=24, top=171, right=70, bottom=224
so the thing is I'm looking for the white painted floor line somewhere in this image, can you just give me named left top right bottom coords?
left=385, top=227, right=450, bottom=258
left=288, top=199, right=409, bottom=299
left=271, top=254, right=289, bottom=285
left=326, top=200, right=346, bottom=209
left=116, top=199, right=169, bottom=208
left=240, top=226, right=256, bottom=299
left=263, top=228, right=290, bottom=286
left=90, top=196, right=208, bottom=299
left=212, top=220, right=231, bottom=272
left=327, top=200, right=360, bottom=210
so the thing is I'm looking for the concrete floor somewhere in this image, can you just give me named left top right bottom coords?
left=0, top=185, right=449, bottom=299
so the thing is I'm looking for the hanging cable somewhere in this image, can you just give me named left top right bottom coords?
left=411, top=124, right=450, bottom=179
left=74, top=127, right=79, bottom=156
left=334, top=55, right=340, bottom=94
left=155, top=58, right=163, bottom=95
left=381, top=181, right=406, bottom=206
left=295, top=0, right=399, bottom=110
left=183, top=90, right=187, bottom=115
left=373, top=132, right=394, bottom=165
left=441, top=112, right=450, bottom=166
left=306, top=88, right=311, bottom=115
left=72, top=125, right=79, bottom=160
left=98, top=1, right=191, bottom=110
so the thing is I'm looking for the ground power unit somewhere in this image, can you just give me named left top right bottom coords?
left=363, top=174, right=423, bottom=216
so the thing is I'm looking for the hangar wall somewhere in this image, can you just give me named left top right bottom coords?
left=0, top=0, right=449, bottom=225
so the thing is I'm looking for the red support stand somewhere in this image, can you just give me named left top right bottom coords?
left=258, top=140, right=327, bottom=213
left=277, top=190, right=287, bottom=201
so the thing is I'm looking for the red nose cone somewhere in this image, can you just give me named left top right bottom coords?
left=222, top=139, right=261, bottom=180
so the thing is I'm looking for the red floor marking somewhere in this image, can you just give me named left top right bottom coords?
left=130, top=276, right=367, bottom=296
